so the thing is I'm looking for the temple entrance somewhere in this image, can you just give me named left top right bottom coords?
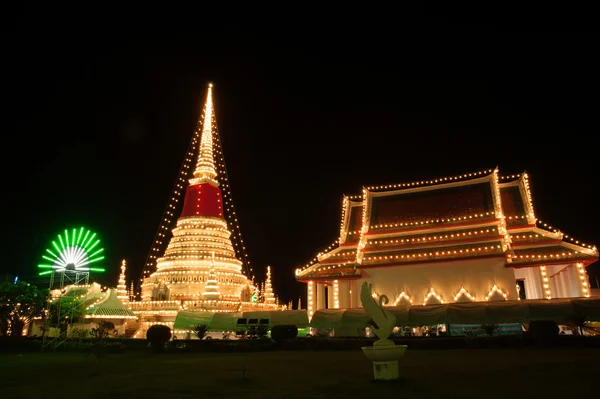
left=516, top=280, right=526, bottom=300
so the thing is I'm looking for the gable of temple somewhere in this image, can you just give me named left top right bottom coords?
left=296, top=168, right=598, bottom=281
left=340, top=197, right=363, bottom=245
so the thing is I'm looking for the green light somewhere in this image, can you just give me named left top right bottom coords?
left=38, top=227, right=106, bottom=275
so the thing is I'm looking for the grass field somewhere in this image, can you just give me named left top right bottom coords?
left=1, top=347, right=597, bottom=398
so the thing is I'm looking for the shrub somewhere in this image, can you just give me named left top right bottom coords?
left=146, top=325, right=171, bottom=352
left=192, top=324, right=208, bottom=340
left=256, top=325, right=269, bottom=339
left=271, top=325, right=298, bottom=344
left=527, top=320, right=559, bottom=344
left=480, top=323, right=500, bottom=336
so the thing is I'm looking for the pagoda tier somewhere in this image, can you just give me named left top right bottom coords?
left=141, top=213, right=250, bottom=301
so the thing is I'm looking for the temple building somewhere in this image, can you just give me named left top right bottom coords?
left=295, top=168, right=598, bottom=320
left=126, top=83, right=283, bottom=337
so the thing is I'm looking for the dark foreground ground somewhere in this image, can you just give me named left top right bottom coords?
left=1, top=347, right=597, bottom=398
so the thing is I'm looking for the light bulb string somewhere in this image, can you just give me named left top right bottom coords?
left=212, top=116, right=254, bottom=281
left=136, top=110, right=205, bottom=296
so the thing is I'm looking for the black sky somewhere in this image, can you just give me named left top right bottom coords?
left=2, top=11, right=600, bottom=302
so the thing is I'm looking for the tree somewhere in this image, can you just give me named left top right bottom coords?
left=48, top=296, right=86, bottom=327
left=91, top=321, right=115, bottom=339
left=0, top=281, right=49, bottom=337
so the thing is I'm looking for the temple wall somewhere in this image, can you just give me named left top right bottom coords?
left=514, top=267, right=543, bottom=299
left=357, top=257, right=518, bottom=304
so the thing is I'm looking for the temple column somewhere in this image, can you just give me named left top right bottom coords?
left=567, top=264, right=582, bottom=297
left=560, top=269, right=570, bottom=297
left=349, top=280, right=359, bottom=308
left=554, top=270, right=565, bottom=298
left=550, top=272, right=561, bottom=299
left=316, top=282, right=326, bottom=310
left=339, top=280, right=350, bottom=309
left=572, top=263, right=591, bottom=297
left=523, top=267, right=541, bottom=299
left=327, top=284, right=333, bottom=309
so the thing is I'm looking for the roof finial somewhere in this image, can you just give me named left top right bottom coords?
left=191, top=83, right=219, bottom=187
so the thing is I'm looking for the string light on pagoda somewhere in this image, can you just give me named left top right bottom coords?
left=263, top=266, right=276, bottom=304
left=212, top=105, right=254, bottom=280
left=484, top=284, right=508, bottom=301
left=136, top=108, right=203, bottom=298
left=576, top=263, right=590, bottom=298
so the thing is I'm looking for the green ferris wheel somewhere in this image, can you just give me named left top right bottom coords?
left=38, top=227, right=105, bottom=287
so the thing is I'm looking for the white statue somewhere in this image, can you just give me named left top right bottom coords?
left=360, top=281, right=396, bottom=346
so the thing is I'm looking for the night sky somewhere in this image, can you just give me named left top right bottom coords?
left=3, top=14, right=600, bottom=303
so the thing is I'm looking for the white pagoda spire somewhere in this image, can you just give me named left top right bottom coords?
left=117, top=259, right=129, bottom=304
left=190, top=83, right=219, bottom=187
left=203, top=252, right=221, bottom=301
left=264, top=266, right=276, bottom=305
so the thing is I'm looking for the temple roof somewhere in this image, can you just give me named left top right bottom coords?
left=296, top=167, right=598, bottom=281
left=85, top=288, right=136, bottom=319
left=508, top=226, right=598, bottom=267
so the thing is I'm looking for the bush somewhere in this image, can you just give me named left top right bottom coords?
left=527, top=320, right=559, bottom=338
left=527, top=320, right=559, bottom=346
left=146, top=325, right=171, bottom=352
left=271, top=325, right=298, bottom=344
left=192, top=324, right=208, bottom=340
left=257, top=325, right=269, bottom=339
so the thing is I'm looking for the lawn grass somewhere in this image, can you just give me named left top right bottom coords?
left=1, top=347, right=597, bottom=398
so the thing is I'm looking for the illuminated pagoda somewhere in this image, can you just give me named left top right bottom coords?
left=296, top=168, right=599, bottom=320
left=129, top=83, right=283, bottom=337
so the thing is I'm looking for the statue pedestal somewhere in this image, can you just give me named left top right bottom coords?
left=361, top=344, right=407, bottom=381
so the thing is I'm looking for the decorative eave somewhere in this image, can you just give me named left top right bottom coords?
left=295, top=262, right=361, bottom=281
left=508, top=242, right=599, bottom=268
left=364, top=227, right=505, bottom=254
left=339, top=196, right=363, bottom=245
left=364, top=168, right=496, bottom=193
left=360, top=242, right=507, bottom=268
left=367, top=213, right=501, bottom=236
left=499, top=171, right=536, bottom=226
